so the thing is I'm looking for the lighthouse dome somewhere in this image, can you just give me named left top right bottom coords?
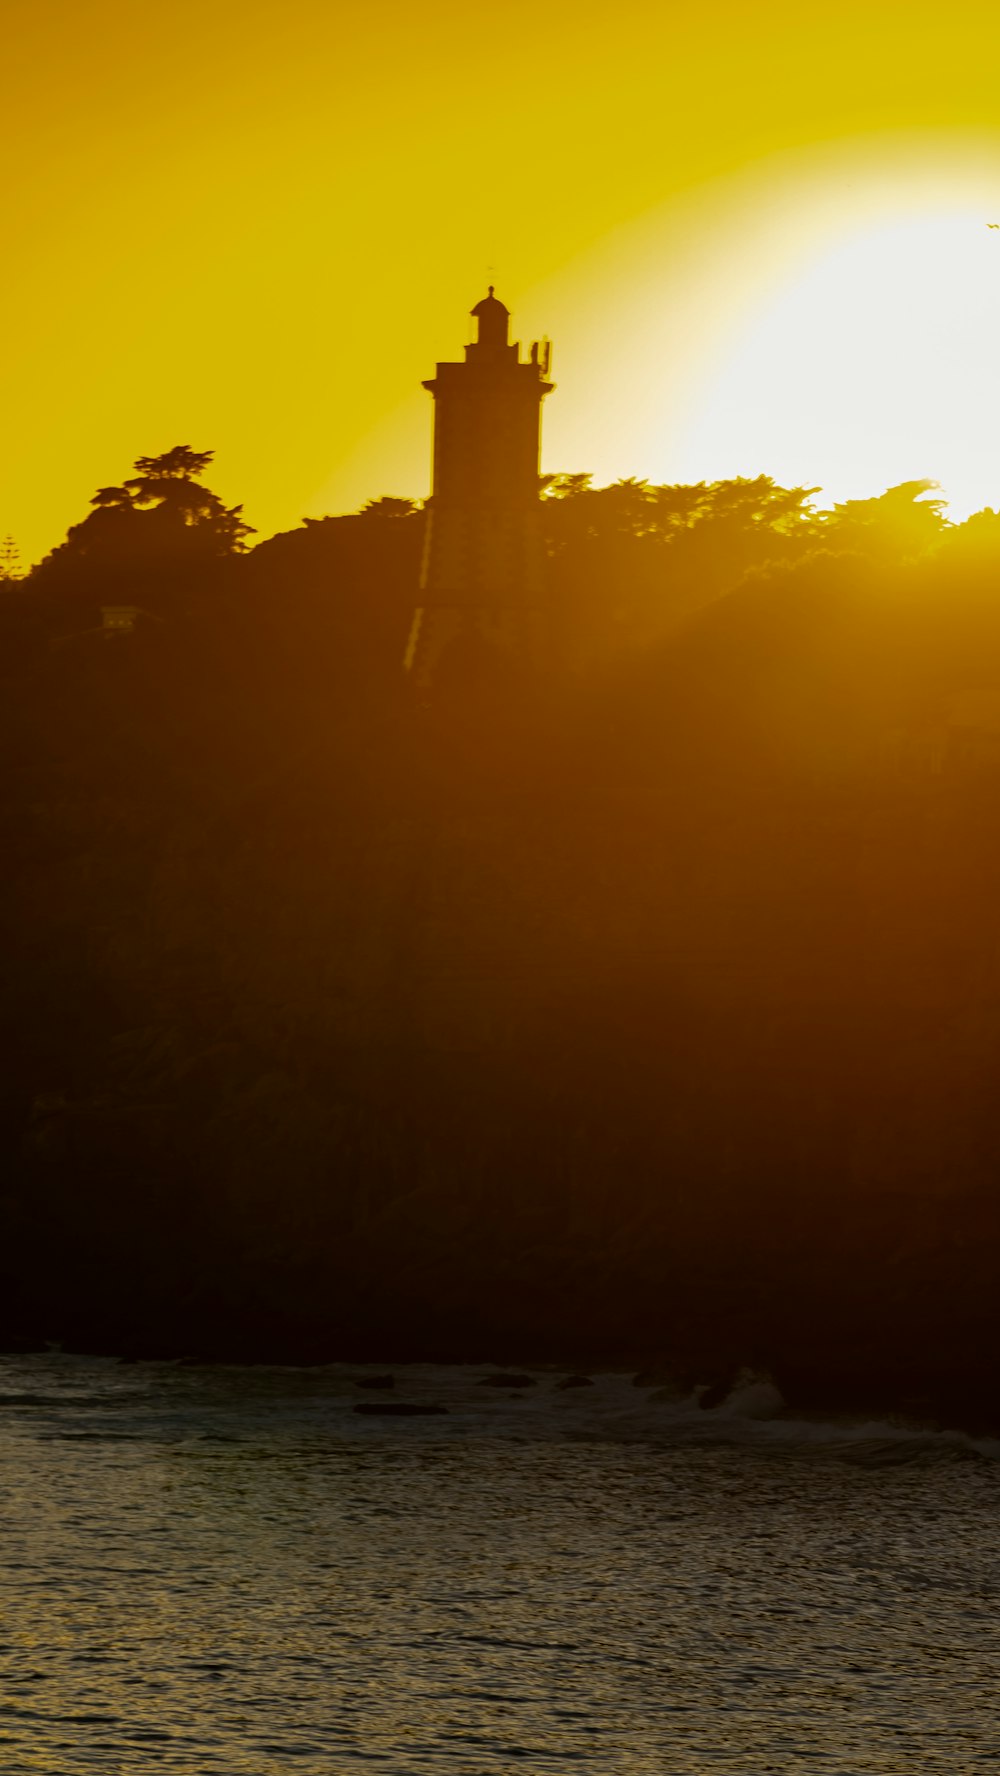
left=470, top=286, right=510, bottom=348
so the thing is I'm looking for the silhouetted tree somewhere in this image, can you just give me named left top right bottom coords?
left=358, top=496, right=422, bottom=521
left=240, top=495, right=425, bottom=694
left=0, top=536, right=21, bottom=582
left=543, top=472, right=818, bottom=547
left=33, top=445, right=252, bottom=602
left=816, top=479, right=949, bottom=561
left=105, top=444, right=253, bottom=555
left=541, top=471, right=822, bottom=662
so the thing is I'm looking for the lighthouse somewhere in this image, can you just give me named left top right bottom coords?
left=404, top=288, right=554, bottom=689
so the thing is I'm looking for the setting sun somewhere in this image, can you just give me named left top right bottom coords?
left=7, top=2, right=1000, bottom=560
left=679, top=206, right=1000, bottom=519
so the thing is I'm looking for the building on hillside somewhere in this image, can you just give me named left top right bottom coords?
left=404, top=288, right=554, bottom=689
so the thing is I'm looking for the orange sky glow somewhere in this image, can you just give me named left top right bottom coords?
left=5, top=0, right=1000, bottom=564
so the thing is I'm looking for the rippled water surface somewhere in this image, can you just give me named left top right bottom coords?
left=3, top=1355, right=1000, bottom=1771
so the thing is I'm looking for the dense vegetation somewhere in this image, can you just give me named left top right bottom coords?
left=4, top=451, right=1000, bottom=1424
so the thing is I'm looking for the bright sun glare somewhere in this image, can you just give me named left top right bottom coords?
left=678, top=210, right=1000, bottom=519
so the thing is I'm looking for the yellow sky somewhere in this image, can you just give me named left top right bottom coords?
left=5, top=0, right=1000, bottom=564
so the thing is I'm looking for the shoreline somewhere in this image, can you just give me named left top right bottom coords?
left=4, top=1334, right=997, bottom=1440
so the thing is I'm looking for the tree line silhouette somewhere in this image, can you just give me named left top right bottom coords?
left=4, top=447, right=1000, bottom=1422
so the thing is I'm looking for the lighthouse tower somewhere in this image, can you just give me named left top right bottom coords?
left=404, top=289, right=554, bottom=689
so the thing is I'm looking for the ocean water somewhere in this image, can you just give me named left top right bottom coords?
left=2, top=1355, right=999, bottom=1772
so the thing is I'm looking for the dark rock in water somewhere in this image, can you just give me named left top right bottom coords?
left=354, top=1374, right=395, bottom=1390
left=698, top=1375, right=737, bottom=1411
left=556, top=1373, right=594, bottom=1389
left=353, top=1402, right=446, bottom=1417
left=479, top=1372, right=536, bottom=1388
